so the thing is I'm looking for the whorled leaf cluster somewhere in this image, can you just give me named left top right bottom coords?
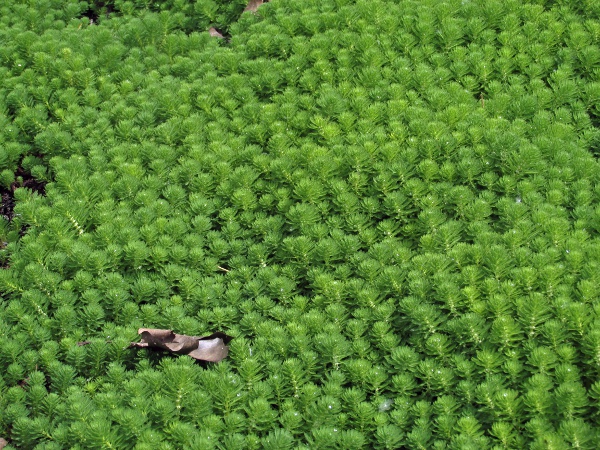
left=1, top=0, right=600, bottom=448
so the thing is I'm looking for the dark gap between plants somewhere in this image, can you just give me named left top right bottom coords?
left=79, top=0, right=117, bottom=24
left=0, top=158, right=47, bottom=259
left=587, top=116, right=600, bottom=158
left=77, top=0, right=267, bottom=42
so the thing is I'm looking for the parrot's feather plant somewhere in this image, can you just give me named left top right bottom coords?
left=2, top=0, right=600, bottom=448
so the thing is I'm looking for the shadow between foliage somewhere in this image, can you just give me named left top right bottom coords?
left=79, top=0, right=270, bottom=41
left=0, top=159, right=47, bottom=267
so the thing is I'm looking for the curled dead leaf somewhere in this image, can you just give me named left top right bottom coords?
left=130, top=328, right=232, bottom=362
left=244, top=0, right=264, bottom=13
left=0, top=438, right=8, bottom=449
left=209, top=27, right=224, bottom=39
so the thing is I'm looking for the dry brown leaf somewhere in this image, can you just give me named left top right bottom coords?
left=209, top=27, right=224, bottom=39
left=130, top=328, right=232, bottom=362
left=0, top=438, right=8, bottom=449
left=244, top=0, right=264, bottom=13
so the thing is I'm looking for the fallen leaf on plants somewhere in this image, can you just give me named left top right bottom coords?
left=209, top=27, right=224, bottom=39
left=129, top=328, right=232, bottom=362
left=244, top=0, right=265, bottom=13
left=0, top=438, right=8, bottom=449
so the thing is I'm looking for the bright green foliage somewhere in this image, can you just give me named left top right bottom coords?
left=1, top=0, right=600, bottom=447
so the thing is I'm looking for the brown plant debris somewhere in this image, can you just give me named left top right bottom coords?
left=209, top=27, right=224, bottom=39
left=129, top=328, right=232, bottom=362
left=0, top=438, right=8, bottom=449
left=244, top=0, right=264, bottom=13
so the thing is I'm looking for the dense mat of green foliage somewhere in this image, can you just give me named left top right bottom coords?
left=1, top=0, right=600, bottom=447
